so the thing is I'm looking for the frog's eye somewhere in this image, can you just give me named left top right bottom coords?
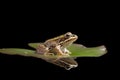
left=65, top=32, right=72, bottom=38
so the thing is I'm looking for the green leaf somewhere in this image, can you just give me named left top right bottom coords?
left=68, top=44, right=107, bottom=57
left=0, top=48, right=60, bottom=59
left=28, top=43, right=40, bottom=49
left=0, top=48, right=35, bottom=56
left=28, top=43, right=107, bottom=57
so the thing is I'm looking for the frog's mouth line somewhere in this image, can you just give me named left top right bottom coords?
left=59, top=37, right=78, bottom=45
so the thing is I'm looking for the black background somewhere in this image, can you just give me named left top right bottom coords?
left=0, top=2, right=115, bottom=80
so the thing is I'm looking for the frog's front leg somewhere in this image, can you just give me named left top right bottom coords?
left=53, top=46, right=70, bottom=58
left=53, top=45, right=65, bottom=56
left=62, top=48, right=71, bottom=54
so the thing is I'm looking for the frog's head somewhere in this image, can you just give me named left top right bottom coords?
left=59, top=32, right=78, bottom=47
left=45, top=32, right=78, bottom=48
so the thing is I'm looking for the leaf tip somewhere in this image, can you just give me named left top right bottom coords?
left=98, top=45, right=107, bottom=55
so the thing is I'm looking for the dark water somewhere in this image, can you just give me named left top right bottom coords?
left=0, top=28, right=114, bottom=79
left=0, top=5, right=115, bottom=79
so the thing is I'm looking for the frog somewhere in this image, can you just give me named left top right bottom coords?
left=36, top=32, right=78, bottom=57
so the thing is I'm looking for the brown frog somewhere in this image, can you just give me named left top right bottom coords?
left=36, top=32, right=78, bottom=57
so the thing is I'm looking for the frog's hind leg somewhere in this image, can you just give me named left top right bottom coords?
left=36, top=43, right=49, bottom=55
